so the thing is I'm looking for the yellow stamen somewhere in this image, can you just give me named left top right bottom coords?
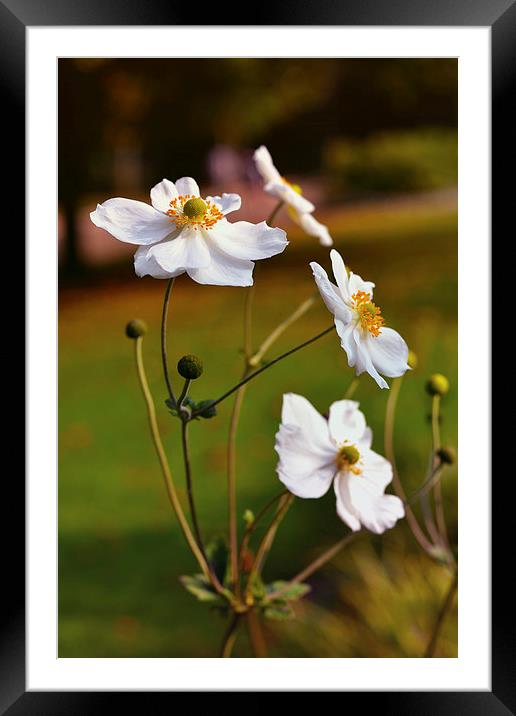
left=352, top=290, right=384, bottom=337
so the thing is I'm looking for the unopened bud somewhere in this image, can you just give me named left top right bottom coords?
left=177, top=354, right=203, bottom=380
left=437, top=446, right=456, bottom=465
left=125, top=319, right=147, bottom=339
left=426, top=373, right=449, bottom=397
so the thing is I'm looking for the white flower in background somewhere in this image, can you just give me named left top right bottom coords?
left=275, top=394, right=404, bottom=534
left=253, top=146, right=333, bottom=246
left=310, top=249, right=409, bottom=389
left=90, top=177, right=287, bottom=286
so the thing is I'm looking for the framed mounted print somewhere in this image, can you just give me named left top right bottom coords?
left=3, top=0, right=511, bottom=709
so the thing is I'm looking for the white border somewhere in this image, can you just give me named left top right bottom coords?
left=27, top=27, right=490, bottom=691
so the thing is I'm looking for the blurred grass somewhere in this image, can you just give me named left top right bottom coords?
left=58, top=199, right=457, bottom=657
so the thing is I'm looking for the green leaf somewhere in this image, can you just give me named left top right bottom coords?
left=179, top=574, right=222, bottom=603
left=266, top=581, right=311, bottom=601
left=263, top=601, right=295, bottom=621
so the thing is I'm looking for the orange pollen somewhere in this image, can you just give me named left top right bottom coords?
left=165, top=195, right=223, bottom=230
left=352, top=290, right=384, bottom=337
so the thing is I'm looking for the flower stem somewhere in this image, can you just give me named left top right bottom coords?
left=344, top=376, right=360, bottom=399
left=180, top=418, right=206, bottom=555
left=246, top=610, right=268, bottom=657
left=176, top=378, right=191, bottom=411
left=384, top=377, right=435, bottom=555
left=424, top=570, right=458, bottom=657
left=266, top=200, right=284, bottom=226
left=431, top=395, right=454, bottom=563
left=239, top=490, right=288, bottom=572
left=246, top=494, right=294, bottom=596
left=266, top=531, right=361, bottom=601
left=189, top=325, right=334, bottom=419
left=133, top=337, right=223, bottom=594
left=220, top=613, right=241, bottom=658
left=227, top=374, right=248, bottom=596
left=249, top=294, right=316, bottom=368
left=161, top=277, right=177, bottom=406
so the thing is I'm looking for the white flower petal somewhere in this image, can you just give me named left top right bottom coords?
left=253, top=145, right=282, bottom=184
left=281, top=393, right=333, bottom=453
left=210, top=220, right=287, bottom=261
left=310, top=262, right=352, bottom=321
left=334, top=473, right=362, bottom=531
left=150, top=178, right=178, bottom=212
left=353, top=326, right=389, bottom=389
left=359, top=449, right=394, bottom=495
left=146, top=229, right=211, bottom=273
left=206, top=193, right=242, bottom=216
left=330, top=249, right=351, bottom=301
left=275, top=394, right=336, bottom=499
left=328, top=400, right=367, bottom=446
left=134, top=245, right=181, bottom=279
left=348, top=271, right=375, bottom=299
left=187, top=237, right=254, bottom=286
left=347, top=473, right=404, bottom=534
left=295, top=212, right=333, bottom=246
left=264, top=181, right=315, bottom=213
left=365, top=327, right=410, bottom=378
left=90, top=198, right=173, bottom=245
left=175, top=177, right=200, bottom=197
left=276, top=425, right=336, bottom=498
left=334, top=318, right=359, bottom=369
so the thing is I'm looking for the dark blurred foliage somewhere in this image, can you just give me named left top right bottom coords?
left=59, top=58, right=456, bottom=271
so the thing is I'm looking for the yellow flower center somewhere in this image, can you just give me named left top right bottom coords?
left=166, top=195, right=223, bottom=230
left=336, top=444, right=362, bottom=474
left=281, top=177, right=303, bottom=195
left=352, top=290, right=384, bottom=337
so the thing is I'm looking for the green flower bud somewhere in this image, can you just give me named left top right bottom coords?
left=407, top=350, right=418, bottom=370
left=437, top=446, right=456, bottom=465
left=125, top=319, right=148, bottom=339
left=243, top=509, right=255, bottom=527
left=177, top=354, right=203, bottom=380
left=196, top=399, right=217, bottom=419
left=426, top=373, right=449, bottom=397
left=182, top=197, right=207, bottom=219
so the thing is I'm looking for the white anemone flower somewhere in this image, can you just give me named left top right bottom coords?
left=275, top=394, right=405, bottom=534
left=90, top=177, right=287, bottom=286
left=310, top=249, right=409, bottom=389
left=253, top=146, right=333, bottom=246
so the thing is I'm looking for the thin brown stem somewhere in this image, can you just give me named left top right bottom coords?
left=227, top=375, right=249, bottom=597
left=180, top=419, right=206, bottom=555
left=160, top=277, right=176, bottom=406
left=220, top=613, right=241, bottom=658
left=189, top=325, right=334, bottom=419
left=246, top=494, right=294, bottom=596
left=246, top=610, right=268, bottom=657
left=424, top=571, right=458, bottom=657
left=249, top=295, right=316, bottom=368
left=133, top=337, right=224, bottom=595
left=384, top=377, right=435, bottom=554
left=431, top=395, right=454, bottom=563
left=267, top=532, right=360, bottom=601
left=239, top=490, right=288, bottom=572
left=344, top=376, right=360, bottom=399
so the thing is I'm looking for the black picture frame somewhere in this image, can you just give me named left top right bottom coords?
left=3, top=0, right=509, bottom=711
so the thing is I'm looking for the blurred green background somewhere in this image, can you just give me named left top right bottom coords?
left=58, top=58, right=457, bottom=658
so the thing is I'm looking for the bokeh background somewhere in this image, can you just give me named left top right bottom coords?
left=58, top=58, right=457, bottom=657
